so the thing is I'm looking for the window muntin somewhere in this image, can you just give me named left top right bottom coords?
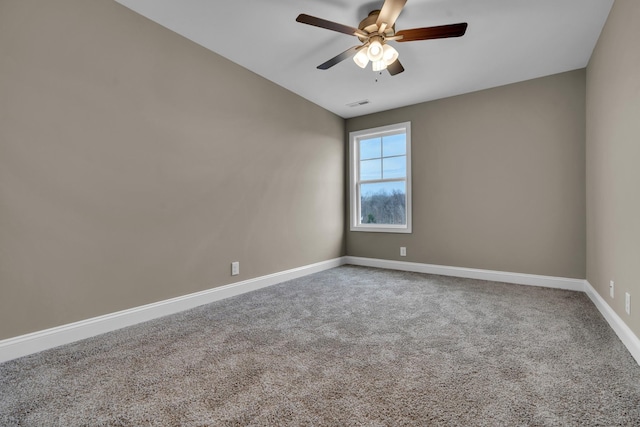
left=350, top=122, right=412, bottom=233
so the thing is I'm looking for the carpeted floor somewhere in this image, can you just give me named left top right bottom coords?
left=1, top=265, right=639, bottom=426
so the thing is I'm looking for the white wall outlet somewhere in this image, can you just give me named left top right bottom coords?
left=625, top=292, right=631, bottom=315
left=610, top=280, right=615, bottom=298
left=231, top=261, right=239, bottom=276
left=400, top=247, right=407, bottom=257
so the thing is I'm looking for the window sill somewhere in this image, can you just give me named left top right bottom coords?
left=350, top=225, right=412, bottom=234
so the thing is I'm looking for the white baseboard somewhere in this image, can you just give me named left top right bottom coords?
left=584, top=280, right=640, bottom=365
left=345, top=256, right=585, bottom=291
left=0, top=257, right=347, bottom=364
left=4, top=256, right=638, bottom=368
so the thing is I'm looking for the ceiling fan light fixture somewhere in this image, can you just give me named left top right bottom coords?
left=353, top=49, right=369, bottom=69
left=367, top=38, right=384, bottom=62
left=296, top=1, right=469, bottom=77
left=372, top=59, right=387, bottom=72
left=382, top=44, right=399, bottom=65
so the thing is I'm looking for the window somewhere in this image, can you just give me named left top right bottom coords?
left=349, top=122, right=411, bottom=233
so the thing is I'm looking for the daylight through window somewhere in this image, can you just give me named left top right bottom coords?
left=350, top=122, right=411, bottom=233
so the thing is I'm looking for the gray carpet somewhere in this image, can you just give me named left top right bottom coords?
left=1, top=265, right=639, bottom=426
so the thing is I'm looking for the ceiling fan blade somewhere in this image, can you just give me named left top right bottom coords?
left=317, top=45, right=363, bottom=70
left=387, top=59, right=405, bottom=76
left=395, top=23, right=468, bottom=42
left=296, top=14, right=363, bottom=37
left=376, top=0, right=407, bottom=28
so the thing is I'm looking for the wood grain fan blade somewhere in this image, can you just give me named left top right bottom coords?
left=377, top=0, right=407, bottom=28
left=387, top=59, right=405, bottom=76
left=396, top=23, right=468, bottom=42
left=296, top=14, right=362, bottom=36
left=317, top=46, right=363, bottom=70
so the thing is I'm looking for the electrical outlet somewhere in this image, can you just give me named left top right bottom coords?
left=400, top=247, right=407, bottom=257
left=610, top=280, right=615, bottom=298
left=231, top=261, right=239, bottom=276
left=625, top=293, right=631, bottom=315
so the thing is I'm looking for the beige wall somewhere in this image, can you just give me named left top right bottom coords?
left=346, top=71, right=586, bottom=279
left=0, top=0, right=344, bottom=339
left=586, top=0, right=640, bottom=337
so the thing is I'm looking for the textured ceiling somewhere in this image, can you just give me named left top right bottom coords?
left=115, top=0, right=613, bottom=118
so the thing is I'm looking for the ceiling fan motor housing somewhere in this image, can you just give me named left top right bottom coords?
left=357, top=10, right=396, bottom=42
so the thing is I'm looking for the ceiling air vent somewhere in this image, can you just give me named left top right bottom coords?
left=347, top=100, right=370, bottom=108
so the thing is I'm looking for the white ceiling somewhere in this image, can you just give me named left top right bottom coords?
left=114, top=0, right=613, bottom=119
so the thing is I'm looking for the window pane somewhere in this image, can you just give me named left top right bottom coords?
left=382, top=134, right=406, bottom=157
left=360, top=181, right=406, bottom=225
left=360, top=159, right=381, bottom=180
left=382, top=156, right=406, bottom=179
left=360, top=138, right=381, bottom=160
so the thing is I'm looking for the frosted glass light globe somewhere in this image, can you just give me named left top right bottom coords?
left=367, top=40, right=384, bottom=62
left=353, top=49, right=369, bottom=68
left=382, top=44, right=399, bottom=65
left=372, top=60, right=387, bottom=72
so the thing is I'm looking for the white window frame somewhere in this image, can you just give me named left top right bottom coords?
left=349, top=121, right=412, bottom=233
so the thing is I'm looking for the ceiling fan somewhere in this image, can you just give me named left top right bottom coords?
left=296, top=0, right=468, bottom=76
